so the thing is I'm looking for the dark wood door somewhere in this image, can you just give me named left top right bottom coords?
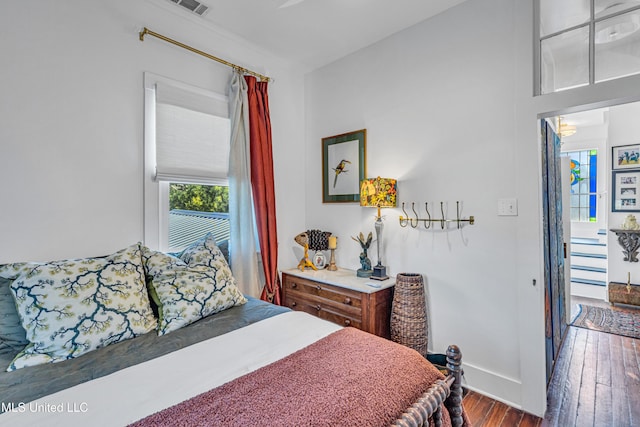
left=541, top=120, right=568, bottom=382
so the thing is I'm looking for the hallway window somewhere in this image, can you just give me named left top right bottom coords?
left=538, top=1, right=640, bottom=94
left=561, top=149, right=598, bottom=222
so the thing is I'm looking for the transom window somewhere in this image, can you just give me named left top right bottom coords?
left=538, top=0, right=640, bottom=94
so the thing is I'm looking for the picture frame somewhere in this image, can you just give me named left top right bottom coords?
left=612, top=144, right=640, bottom=170
left=612, top=170, right=640, bottom=212
left=312, top=251, right=327, bottom=269
left=322, top=129, right=366, bottom=203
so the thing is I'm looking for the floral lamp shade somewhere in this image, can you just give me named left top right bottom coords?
left=360, top=177, right=397, bottom=215
left=360, top=177, right=397, bottom=281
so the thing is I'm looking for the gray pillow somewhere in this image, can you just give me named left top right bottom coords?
left=0, top=275, right=27, bottom=354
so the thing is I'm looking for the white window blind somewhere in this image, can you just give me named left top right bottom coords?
left=154, top=82, right=230, bottom=184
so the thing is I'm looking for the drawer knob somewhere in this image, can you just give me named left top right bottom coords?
left=316, top=285, right=322, bottom=291
left=343, top=297, right=352, bottom=305
left=344, top=319, right=351, bottom=326
left=291, top=301, right=297, bottom=307
left=291, top=283, right=297, bottom=288
left=315, top=304, right=321, bottom=311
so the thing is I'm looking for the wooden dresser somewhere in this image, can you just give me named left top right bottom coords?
left=282, top=268, right=394, bottom=338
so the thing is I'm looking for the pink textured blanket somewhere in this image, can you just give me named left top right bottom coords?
left=130, top=328, right=451, bottom=427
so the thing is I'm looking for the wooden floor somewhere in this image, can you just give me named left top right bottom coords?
left=463, top=390, right=542, bottom=426
left=543, top=325, right=640, bottom=426
left=464, top=299, right=640, bottom=426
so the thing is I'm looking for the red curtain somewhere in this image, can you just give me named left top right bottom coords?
left=245, top=76, right=281, bottom=305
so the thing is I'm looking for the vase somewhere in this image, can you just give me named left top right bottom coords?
left=356, top=248, right=373, bottom=278
left=390, top=273, right=428, bottom=357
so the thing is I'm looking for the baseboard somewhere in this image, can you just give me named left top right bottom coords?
left=461, top=362, right=522, bottom=409
left=571, top=282, right=607, bottom=300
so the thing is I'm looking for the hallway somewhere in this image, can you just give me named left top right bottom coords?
left=544, top=299, right=640, bottom=426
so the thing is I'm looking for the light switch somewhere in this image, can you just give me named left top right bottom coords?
left=498, top=198, right=518, bottom=216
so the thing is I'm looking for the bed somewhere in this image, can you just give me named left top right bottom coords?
left=0, top=237, right=468, bottom=427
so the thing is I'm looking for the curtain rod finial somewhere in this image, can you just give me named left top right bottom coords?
left=139, top=27, right=149, bottom=42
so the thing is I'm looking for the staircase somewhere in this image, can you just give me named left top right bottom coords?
left=569, top=230, right=607, bottom=300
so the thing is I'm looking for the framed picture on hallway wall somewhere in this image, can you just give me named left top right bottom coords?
left=612, top=144, right=640, bottom=170
left=612, top=170, right=640, bottom=212
left=322, top=129, right=366, bottom=203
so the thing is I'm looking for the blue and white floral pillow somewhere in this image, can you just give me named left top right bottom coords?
left=0, top=243, right=157, bottom=371
left=143, top=234, right=247, bottom=335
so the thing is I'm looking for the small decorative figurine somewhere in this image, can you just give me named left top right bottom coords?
left=294, top=229, right=332, bottom=271
left=294, top=232, right=317, bottom=271
left=352, top=232, right=373, bottom=278
left=622, top=214, right=640, bottom=230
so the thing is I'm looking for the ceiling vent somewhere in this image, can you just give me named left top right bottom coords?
left=168, top=0, right=210, bottom=17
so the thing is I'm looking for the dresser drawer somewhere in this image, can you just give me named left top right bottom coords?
left=283, top=274, right=362, bottom=311
left=281, top=271, right=393, bottom=338
left=283, top=293, right=361, bottom=328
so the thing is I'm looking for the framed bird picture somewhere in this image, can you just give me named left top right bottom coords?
left=322, top=129, right=366, bottom=203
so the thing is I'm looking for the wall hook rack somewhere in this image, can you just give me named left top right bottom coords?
left=399, top=201, right=475, bottom=229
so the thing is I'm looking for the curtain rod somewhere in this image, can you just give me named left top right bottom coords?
left=139, top=27, right=271, bottom=82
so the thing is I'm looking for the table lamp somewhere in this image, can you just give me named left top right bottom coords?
left=360, top=177, right=397, bottom=280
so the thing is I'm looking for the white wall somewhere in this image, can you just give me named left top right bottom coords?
left=306, top=0, right=640, bottom=416
left=306, top=0, right=523, bottom=408
left=0, top=0, right=306, bottom=269
left=607, top=102, right=640, bottom=284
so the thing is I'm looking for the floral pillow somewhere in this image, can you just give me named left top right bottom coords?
left=143, top=235, right=246, bottom=335
left=0, top=243, right=157, bottom=371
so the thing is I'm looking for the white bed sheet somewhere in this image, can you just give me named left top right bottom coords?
left=0, top=311, right=341, bottom=427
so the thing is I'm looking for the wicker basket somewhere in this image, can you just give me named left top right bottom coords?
left=390, top=273, right=428, bottom=357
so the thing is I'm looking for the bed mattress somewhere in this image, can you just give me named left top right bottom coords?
left=0, top=310, right=341, bottom=426
left=0, top=297, right=288, bottom=412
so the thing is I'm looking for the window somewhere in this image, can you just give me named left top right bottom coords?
left=538, top=0, right=640, bottom=94
left=168, top=184, right=229, bottom=258
left=560, top=149, right=598, bottom=222
left=144, top=73, right=230, bottom=253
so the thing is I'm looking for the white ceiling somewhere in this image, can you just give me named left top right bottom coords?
left=156, top=0, right=468, bottom=71
left=562, top=108, right=608, bottom=128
